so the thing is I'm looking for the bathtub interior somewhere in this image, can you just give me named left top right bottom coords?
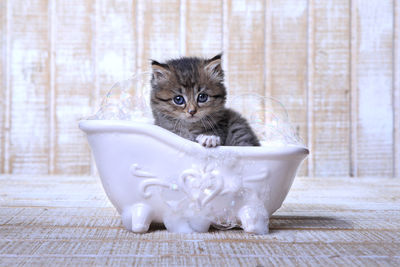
left=80, top=120, right=308, bottom=234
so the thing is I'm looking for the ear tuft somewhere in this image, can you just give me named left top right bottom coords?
left=204, top=53, right=223, bottom=82
left=151, top=60, right=170, bottom=80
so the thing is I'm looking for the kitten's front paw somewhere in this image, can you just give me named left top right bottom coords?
left=196, top=135, right=221, bottom=148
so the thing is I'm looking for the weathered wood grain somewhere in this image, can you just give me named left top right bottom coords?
left=393, top=0, right=399, bottom=177
left=9, top=0, right=50, bottom=174
left=355, top=0, right=394, bottom=177
left=307, top=0, right=315, bottom=177
left=224, top=0, right=266, bottom=108
left=48, top=0, right=56, bottom=174
left=53, top=0, right=94, bottom=175
left=0, top=0, right=7, bottom=173
left=136, top=0, right=181, bottom=71
left=96, top=0, right=136, bottom=94
left=0, top=175, right=399, bottom=266
left=350, top=0, right=358, bottom=177
left=185, top=0, right=222, bottom=57
left=0, top=255, right=398, bottom=267
left=269, top=0, right=308, bottom=176
left=311, top=0, right=351, bottom=176
left=355, top=1, right=393, bottom=176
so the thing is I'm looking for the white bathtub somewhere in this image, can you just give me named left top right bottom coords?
left=79, top=120, right=308, bottom=234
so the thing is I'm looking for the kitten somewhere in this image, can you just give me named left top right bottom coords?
left=150, top=54, right=260, bottom=147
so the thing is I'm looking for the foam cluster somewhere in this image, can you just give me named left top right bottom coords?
left=90, top=75, right=303, bottom=146
left=89, top=73, right=153, bottom=123
left=227, top=94, right=303, bottom=146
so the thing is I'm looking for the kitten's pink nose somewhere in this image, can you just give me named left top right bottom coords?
left=188, top=109, right=197, bottom=116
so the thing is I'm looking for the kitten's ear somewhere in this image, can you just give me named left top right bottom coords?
left=204, top=53, right=223, bottom=82
left=151, top=60, right=170, bottom=80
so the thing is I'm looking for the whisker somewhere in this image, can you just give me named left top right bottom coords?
left=200, top=118, right=208, bottom=132
left=179, top=120, right=183, bottom=137
left=173, top=118, right=180, bottom=132
left=204, top=116, right=217, bottom=135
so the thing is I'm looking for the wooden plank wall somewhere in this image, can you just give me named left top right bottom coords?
left=0, top=0, right=398, bottom=177
left=354, top=0, right=394, bottom=177
left=0, top=0, right=6, bottom=174
left=8, top=1, right=50, bottom=174
left=311, top=0, right=350, bottom=177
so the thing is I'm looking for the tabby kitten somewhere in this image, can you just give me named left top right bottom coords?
left=150, top=54, right=260, bottom=147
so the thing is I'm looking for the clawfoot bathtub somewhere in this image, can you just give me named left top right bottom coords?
left=79, top=120, right=308, bottom=234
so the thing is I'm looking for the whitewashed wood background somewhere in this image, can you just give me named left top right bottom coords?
left=0, top=0, right=399, bottom=177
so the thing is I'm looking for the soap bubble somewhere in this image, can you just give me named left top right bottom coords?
left=212, top=211, right=238, bottom=230
left=89, top=72, right=153, bottom=123
left=227, top=93, right=303, bottom=146
left=89, top=75, right=303, bottom=145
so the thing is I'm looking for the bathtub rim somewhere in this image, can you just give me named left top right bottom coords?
left=79, top=119, right=309, bottom=158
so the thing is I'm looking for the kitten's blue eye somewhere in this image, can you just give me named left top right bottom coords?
left=173, top=95, right=185, bottom=105
left=197, top=93, right=208, bottom=103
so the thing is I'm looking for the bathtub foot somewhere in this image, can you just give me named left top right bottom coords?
left=238, top=205, right=269, bottom=234
left=121, top=203, right=153, bottom=233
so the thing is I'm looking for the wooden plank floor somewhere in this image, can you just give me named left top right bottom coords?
left=0, top=175, right=399, bottom=266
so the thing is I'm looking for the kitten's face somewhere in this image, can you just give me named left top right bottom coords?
left=150, top=55, right=226, bottom=123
